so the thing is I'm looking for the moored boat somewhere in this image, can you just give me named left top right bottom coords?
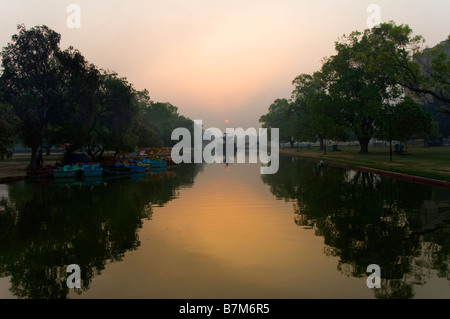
left=53, top=164, right=80, bottom=178
left=138, top=159, right=151, bottom=170
left=124, top=163, right=147, bottom=174
left=26, top=165, right=57, bottom=178
left=80, top=164, right=103, bottom=177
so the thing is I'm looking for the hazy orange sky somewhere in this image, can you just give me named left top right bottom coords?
left=1, top=0, right=449, bottom=130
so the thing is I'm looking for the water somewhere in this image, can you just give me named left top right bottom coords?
left=0, top=156, right=449, bottom=299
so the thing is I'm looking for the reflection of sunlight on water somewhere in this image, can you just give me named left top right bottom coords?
left=73, top=161, right=375, bottom=299
left=2, top=156, right=450, bottom=299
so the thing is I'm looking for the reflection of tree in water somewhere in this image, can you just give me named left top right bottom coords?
left=262, top=156, right=450, bottom=298
left=0, top=163, right=202, bottom=299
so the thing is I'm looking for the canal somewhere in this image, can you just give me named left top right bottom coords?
left=0, top=155, right=449, bottom=299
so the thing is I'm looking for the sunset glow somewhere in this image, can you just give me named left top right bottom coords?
left=1, top=0, right=449, bottom=303
left=1, top=0, right=449, bottom=130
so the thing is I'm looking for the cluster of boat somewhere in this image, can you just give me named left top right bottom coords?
left=26, top=157, right=175, bottom=179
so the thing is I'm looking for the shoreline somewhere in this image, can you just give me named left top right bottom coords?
left=2, top=151, right=450, bottom=189
left=0, top=152, right=172, bottom=183
left=279, top=149, right=450, bottom=189
left=0, top=153, right=63, bottom=183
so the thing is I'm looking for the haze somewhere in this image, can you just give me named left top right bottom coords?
left=1, top=0, right=449, bottom=131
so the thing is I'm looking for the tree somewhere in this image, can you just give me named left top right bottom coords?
left=87, top=71, right=139, bottom=158
left=291, top=72, right=347, bottom=150
left=259, top=98, right=295, bottom=146
left=395, top=36, right=450, bottom=114
left=1, top=24, right=200, bottom=162
left=133, top=90, right=195, bottom=149
left=321, top=22, right=417, bottom=153
left=422, top=101, right=450, bottom=138
left=133, top=89, right=164, bottom=148
left=0, top=101, right=20, bottom=159
left=291, top=74, right=321, bottom=146
left=49, top=47, right=100, bottom=156
left=0, top=24, right=63, bottom=169
left=378, top=97, right=433, bottom=151
left=145, top=101, right=180, bottom=147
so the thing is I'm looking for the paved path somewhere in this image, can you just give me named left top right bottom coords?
left=0, top=154, right=63, bottom=182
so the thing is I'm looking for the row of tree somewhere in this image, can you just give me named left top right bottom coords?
left=0, top=24, right=195, bottom=168
left=260, top=22, right=450, bottom=153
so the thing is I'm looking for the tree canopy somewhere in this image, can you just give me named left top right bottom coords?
left=0, top=24, right=63, bottom=168
left=260, top=21, right=445, bottom=154
left=0, top=24, right=194, bottom=167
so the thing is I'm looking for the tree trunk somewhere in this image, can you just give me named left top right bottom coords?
left=318, top=135, right=324, bottom=151
left=358, top=137, right=370, bottom=154
left=28, top=146, right=39, bottom=170
left=98, top=147, right=105, bottom=160
left=45, top=141, right=52, bottom=155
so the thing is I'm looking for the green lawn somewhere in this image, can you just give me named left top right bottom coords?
left=280, top=144, right=450, bottom=182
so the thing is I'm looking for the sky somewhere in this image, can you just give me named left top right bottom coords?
left=1, top=0, right=449, bottom=131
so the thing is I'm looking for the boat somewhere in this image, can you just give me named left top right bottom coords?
left=80, top=164, right=103, bottom=177
left=138, top=159, right=152, bottom=170
left=53, top=164, right=80, bottom=178
left=26, top=165, right=57, bottom=178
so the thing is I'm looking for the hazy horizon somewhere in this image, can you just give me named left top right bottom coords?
left=1, top=0, right=449, bottom=131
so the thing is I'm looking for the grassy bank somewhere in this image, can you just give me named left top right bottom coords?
left=279, top=144, right=450, bottom=182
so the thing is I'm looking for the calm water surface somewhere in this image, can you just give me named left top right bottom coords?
left=0, top=155, right=449, bottom=299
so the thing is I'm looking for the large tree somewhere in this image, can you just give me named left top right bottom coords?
left=291, top=74, right=321, bottom=146
left=133, top=89, right=164, bottom=148
left=0, top=101, right=20, bottom=159
left=259, top=98, right=296, bottom=146
left=321, top=22, right=420, bottom=153
left=392, top=36, right=450, bottom=114
left=0, top=24, right=63, bottom=168
left=132, top=89, right=194, bottom=149
left=49, top=46, right=100, bottom=156
left=291, top=72, right=347, bottom=150
left=86, top=71, right=139, bottom=158
left=377, top=97, right=433, bottom=151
